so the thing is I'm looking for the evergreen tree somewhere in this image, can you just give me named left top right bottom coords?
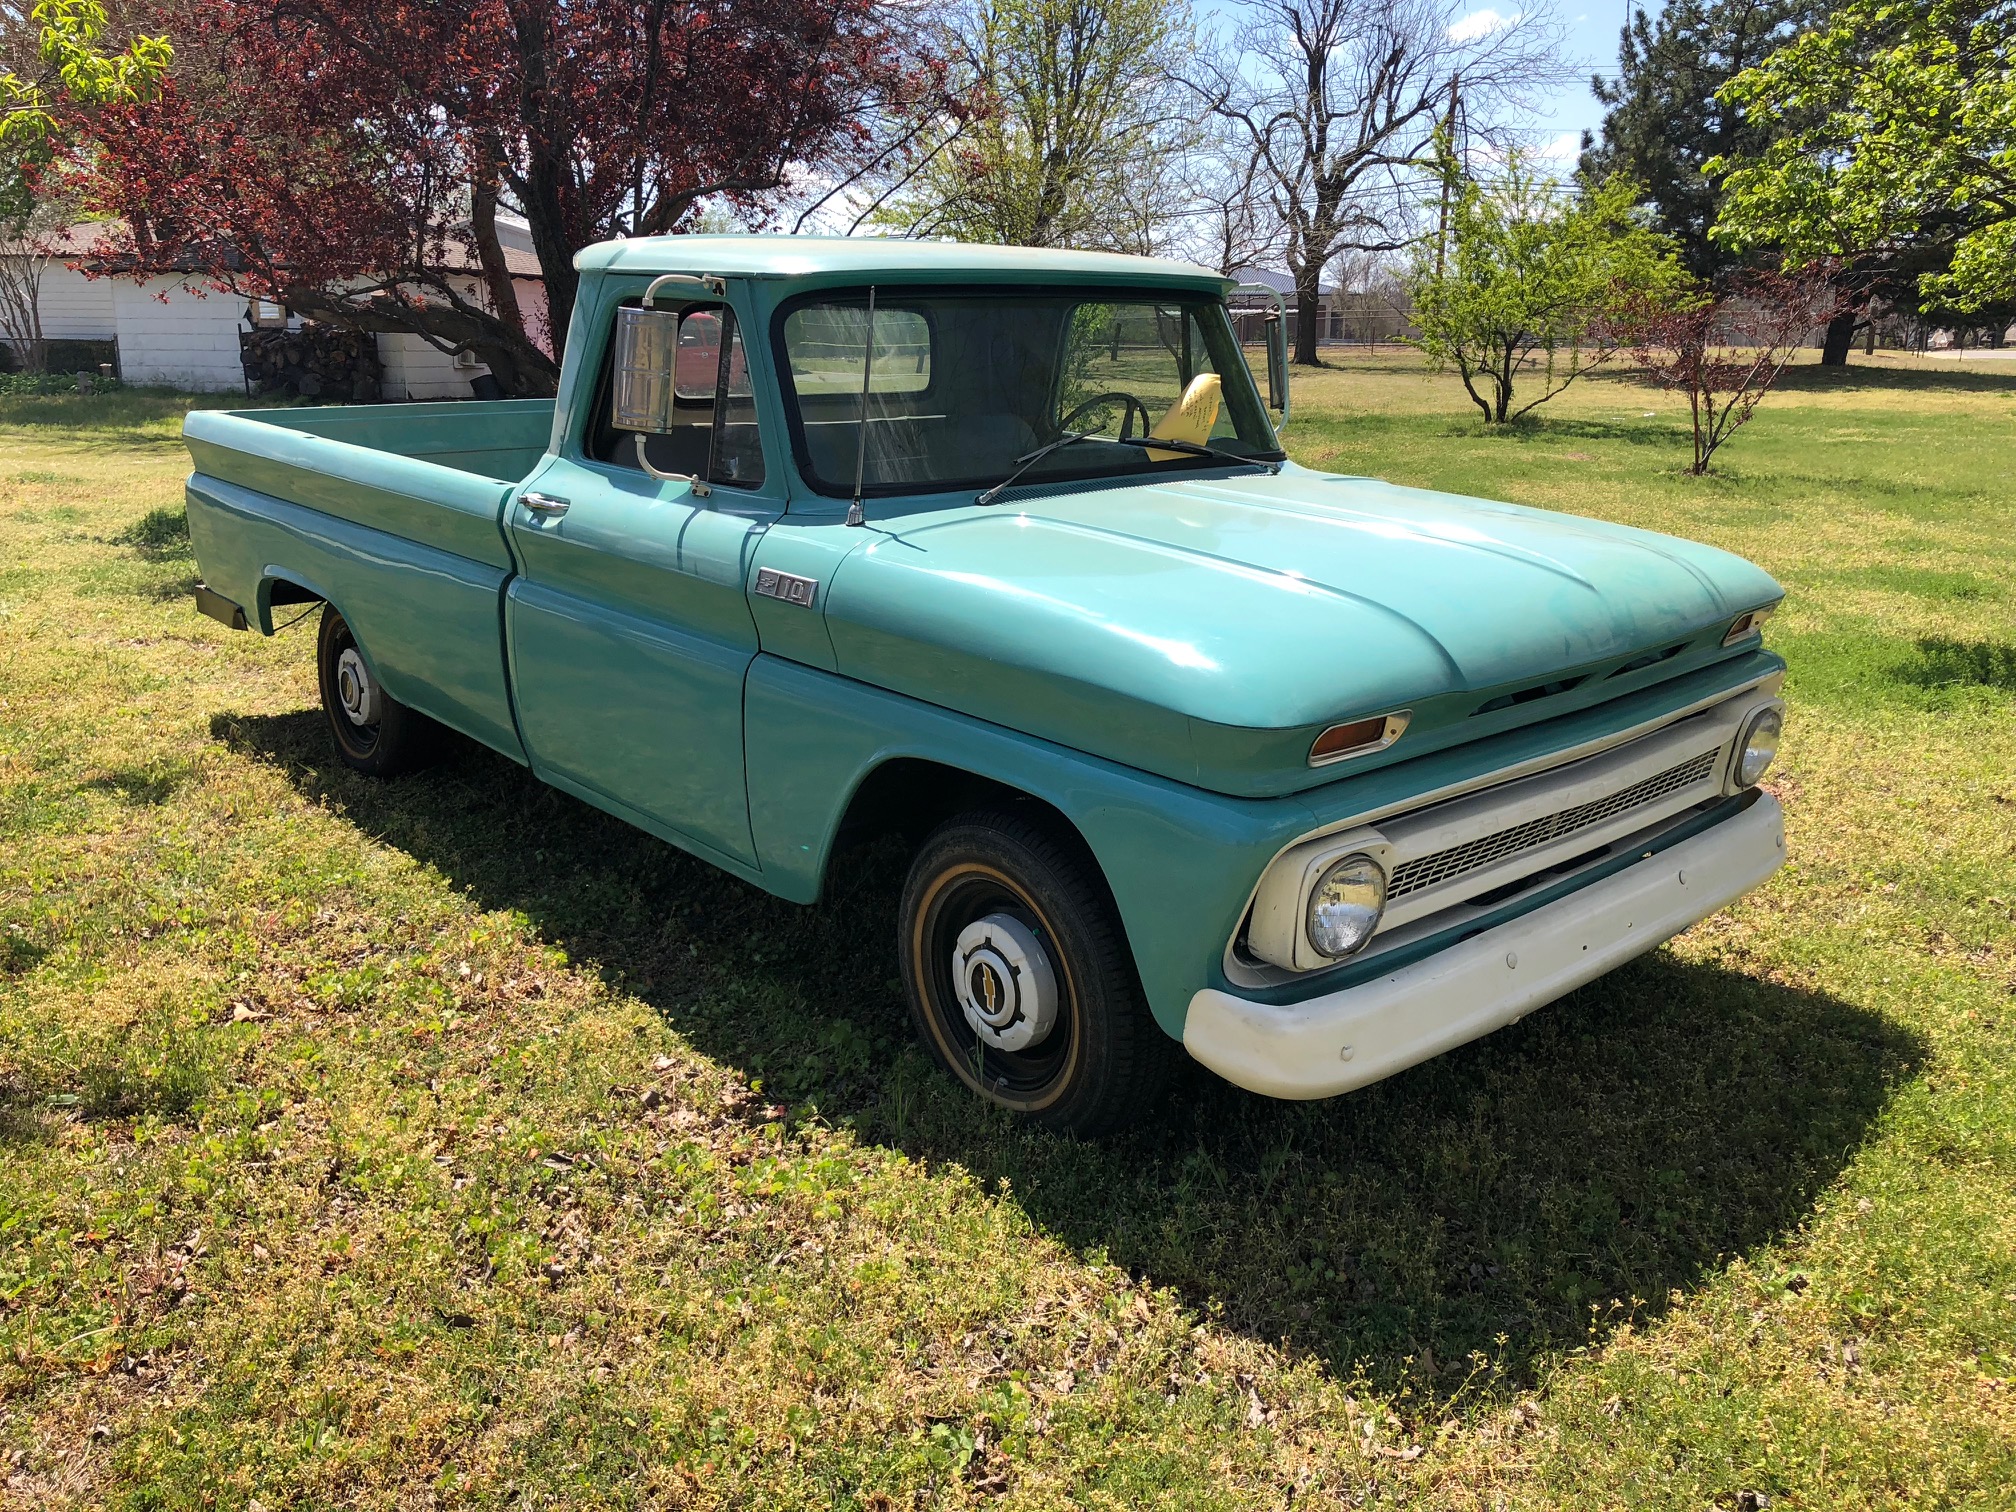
left=1580, top=0, right=1822, bottom=283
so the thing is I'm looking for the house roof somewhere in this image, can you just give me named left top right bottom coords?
left=36, top=221, right=545, bottom=279
left=1227, top=266, right=1338, bottom=297
left=574, top=234, right=1232, bottom=290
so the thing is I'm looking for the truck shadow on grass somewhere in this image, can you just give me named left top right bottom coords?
left=217, top=709, right=1924, bottom=1397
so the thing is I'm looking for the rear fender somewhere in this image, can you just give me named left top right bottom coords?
left=184, top=474, right=527, bottom=762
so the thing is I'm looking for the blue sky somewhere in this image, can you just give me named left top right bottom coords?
left=1532, top=1, right=1639, bottom=159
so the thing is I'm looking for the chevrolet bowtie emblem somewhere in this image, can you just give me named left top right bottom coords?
left=753, top=568, right=817, bottom=608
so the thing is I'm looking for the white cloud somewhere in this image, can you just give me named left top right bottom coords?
left=1536, top=131, right=1582, bottom=164
left=1447, top=7, right=1520, bottom=42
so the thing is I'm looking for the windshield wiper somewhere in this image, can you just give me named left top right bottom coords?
left=1114, top=435, right=1283, bottom=474
left=975, top=430, right=1095, bottom=505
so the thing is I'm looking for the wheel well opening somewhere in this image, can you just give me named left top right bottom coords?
left=827, top=759, right=1092, bottom=888
left=260, top=575, right=325, bottom=631
left=264, top=576, right=324, bottom=608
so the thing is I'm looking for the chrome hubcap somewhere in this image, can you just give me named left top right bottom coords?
left=952, top=913, right=1059, bottom=1052
left=335, top=647, right=380, bottom=727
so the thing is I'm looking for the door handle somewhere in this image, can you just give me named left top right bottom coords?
left=522, top=491, right=571, bottom=518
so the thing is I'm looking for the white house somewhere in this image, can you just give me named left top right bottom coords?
left=17, top=220, right=550, bottom=398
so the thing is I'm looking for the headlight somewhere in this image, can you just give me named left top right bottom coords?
left=1734, top=705, right=1783, bottom=787
left=1307, top=852, right=1387, bottom=958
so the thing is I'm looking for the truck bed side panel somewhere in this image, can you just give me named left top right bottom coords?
left=239, top=399, right=556, bottom=484
left=186, top=474, right=526, bottom=762
left=183, top=409, right=518, bottom=570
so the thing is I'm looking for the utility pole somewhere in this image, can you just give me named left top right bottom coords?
left=1434, top=74, right=1461, bottom=280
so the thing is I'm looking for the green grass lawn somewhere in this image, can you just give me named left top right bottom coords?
left=1, top=358, right=2012, bottom=1509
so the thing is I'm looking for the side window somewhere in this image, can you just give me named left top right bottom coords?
left=591, top=303, right=765, bottom=488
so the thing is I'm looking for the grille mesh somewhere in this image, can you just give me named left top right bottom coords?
left=1388, top=749, right=1720, bottom=900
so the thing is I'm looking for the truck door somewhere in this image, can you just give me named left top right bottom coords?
left=503, top=298, right=775, bottom=870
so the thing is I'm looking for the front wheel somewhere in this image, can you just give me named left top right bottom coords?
left=315, top=605, right=436, bottom=777
left=899, top=808, right=1175, bottom=1135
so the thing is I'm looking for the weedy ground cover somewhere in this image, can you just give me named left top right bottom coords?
left=1, top=361, right=2011, bottom=1508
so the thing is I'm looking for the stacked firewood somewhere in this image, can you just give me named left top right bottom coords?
left=239, top=323, right=383, bottom=402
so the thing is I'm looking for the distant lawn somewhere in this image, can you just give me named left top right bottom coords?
left=1, top=357, right=2011, bottom=1508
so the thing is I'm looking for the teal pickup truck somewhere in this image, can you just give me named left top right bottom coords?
left=184, top=237, right=1788, bottom=1133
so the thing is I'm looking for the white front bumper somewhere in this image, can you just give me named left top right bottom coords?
left=1182, top=795, right=1785, bottom=1100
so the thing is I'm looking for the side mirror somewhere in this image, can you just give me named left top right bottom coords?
left=1232, top=283, right=1291, bottom=424
left=609, top=273, right=727, bottom=496
left=610, top=305, right=683, bottom=432
left=1264, top=310, right=1288, bottom=415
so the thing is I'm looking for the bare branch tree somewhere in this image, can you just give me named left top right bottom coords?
left=1192, top=0, right=1566, bottom=363
left=1173, top=127, right=1284, bottom=274
left=0, top=200, right=69, bottom=372
left=1623, top=269, right=1845, bottom=473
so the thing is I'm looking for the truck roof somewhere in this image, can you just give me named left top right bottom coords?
left=572, top=234, right=1232, bottom=290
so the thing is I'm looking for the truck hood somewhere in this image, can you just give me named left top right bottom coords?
left=820, top=468, right=1783, bottom=795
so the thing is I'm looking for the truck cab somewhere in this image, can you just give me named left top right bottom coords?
left=183, top=237, right=1788, bottom=1132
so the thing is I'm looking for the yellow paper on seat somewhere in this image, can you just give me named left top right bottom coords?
left=1145, top=372, right=1222, bottom=460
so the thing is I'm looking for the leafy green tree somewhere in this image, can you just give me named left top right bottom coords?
left=879, top=0, right=1194, bottom=250
left=1579, top=0, right=1822, bottom=282
left=1408, top=157, right=1685, bottom=424
left=1, top=0, right=170, bottom=225
left=1711, top=0, right=2016, bottom=315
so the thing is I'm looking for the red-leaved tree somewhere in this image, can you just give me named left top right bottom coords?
left=1623, top=270, right=1846, bottom=475
left=72, top=0, right=943, bottom=394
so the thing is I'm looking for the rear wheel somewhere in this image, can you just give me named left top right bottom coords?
left=315, top=605, right=436, bottom=777
left=899, top=808, right=1174, bottom=1135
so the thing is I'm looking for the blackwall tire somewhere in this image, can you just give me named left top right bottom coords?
left=315, top=605, right=437, bottom=778
left=899, top=807, right=1175, bottom=1135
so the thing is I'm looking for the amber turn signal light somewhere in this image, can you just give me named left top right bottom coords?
left=1722, top=606, right=1775, bottom=646
left=1309, top=710, right=1411, bottom=767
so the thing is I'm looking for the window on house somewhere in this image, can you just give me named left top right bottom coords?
left=248, top=298, right=287, bottom=329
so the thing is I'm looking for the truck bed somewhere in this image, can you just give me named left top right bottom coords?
left=182, top=399, right=556, bottom=763
left=232, top=399, right=556, bottom=482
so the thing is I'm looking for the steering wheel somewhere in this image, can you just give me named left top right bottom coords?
left=1057, top=391, right=1153, bottom=443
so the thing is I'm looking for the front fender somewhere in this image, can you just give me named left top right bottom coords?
left=742, top=654, right=1319, bottom=1037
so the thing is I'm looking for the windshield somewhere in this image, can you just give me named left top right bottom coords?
left=774, top=289, right=1281, bottom=498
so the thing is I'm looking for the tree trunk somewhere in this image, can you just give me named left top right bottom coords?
left=520, top=193, right=578, bottom=365
left=1291, top=268, right=1322, bottom=366
left=512, top=2, right=578, bottom=362
left=1819, top=309, right=1857, bottom=367
left=470, top=137, right=528, bottom=348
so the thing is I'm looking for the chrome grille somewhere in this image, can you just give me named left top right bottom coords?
left=1388, top=749, right=1720, bottom=900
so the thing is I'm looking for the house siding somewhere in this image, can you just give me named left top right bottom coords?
left=32, top=267, right=117, bottom=342
left=13, top=241, right=546, bottom=394
left=111, top=280, right=247, bottom=389
left=378, top=332, right=487, bottom=401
